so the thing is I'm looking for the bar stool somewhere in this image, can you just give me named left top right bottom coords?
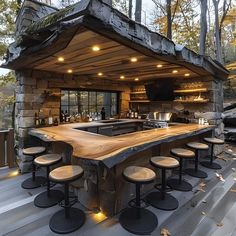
left=34, top=154, right=64, bottom=208
left=49, top=165, right=85, bottom=234
left=146, top=156, right=179, bottom=211
left=167, top=148, right=194, bottom=192
left=119, top=166, right=158, bottom=235
left=21, top=146, right=47, bottom=189
left=185, top=142, right=209, bottom=178
left=200, top=137, right=224, bottom=170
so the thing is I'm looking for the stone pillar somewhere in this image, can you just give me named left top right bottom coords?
left=15, top=70, right=61, bottom=172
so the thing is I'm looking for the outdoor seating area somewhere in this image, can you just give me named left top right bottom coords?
left=0, top=141, right=236, bottom=235
left=0, top=0, right=236, bottom=235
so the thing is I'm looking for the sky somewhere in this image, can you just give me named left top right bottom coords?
left=0, top=0, right=156, bottom=76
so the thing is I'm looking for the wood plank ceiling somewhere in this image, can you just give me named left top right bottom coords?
left=34, top=30, right=197, bottom=82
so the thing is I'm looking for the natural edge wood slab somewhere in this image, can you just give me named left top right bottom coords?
left=29, top=121, right=214, bottom=168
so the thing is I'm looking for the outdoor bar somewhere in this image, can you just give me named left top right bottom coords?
left=2, top=0, right=231, bottom=234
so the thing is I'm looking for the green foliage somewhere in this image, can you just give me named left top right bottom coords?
left=0, top=0, right=19, bottom=128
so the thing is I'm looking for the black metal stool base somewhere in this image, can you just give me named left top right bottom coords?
left=49, top=208, right=85, bottom=234
left=146, top=192, right=179, bottom=211
left=167, top=178, right=192, bottom=192
left=185, top=168, right=208, bottom=179
left=34, top=190, right=64, bottom=208
left=200, top=161, right=222, bottom=170
left=21, top=176, right=46, bottom=189
left=119, top=208, right=158, bottom=235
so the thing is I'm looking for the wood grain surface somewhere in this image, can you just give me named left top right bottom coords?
left=29, top=122, right=214, bottom=168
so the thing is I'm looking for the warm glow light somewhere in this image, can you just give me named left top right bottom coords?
left=130, top=57, right=138, bottom=62
left=98, top=72, right=103, bottom=76
left=157, top=64, right=163, bottom=68
left=172, top=70, right=178, bottom=74
left=92, top=212, right=107, bottom=222
left=58, top=57, right=64, bottom=62
left=67, top=69, right=73, bottom=73
left=184, top=73, right=190, bottom=77
left=9, top=170, right=19, bottom=177
left=120, top=75, right=125, bottom=79
left=134, top=78, right=139, bottom=81
left=92, top=46, right=100, bottom=52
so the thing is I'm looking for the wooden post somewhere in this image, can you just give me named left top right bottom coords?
left=6, top=128, right=15, bottom=168
left=0, top=131, right=6, bottom=167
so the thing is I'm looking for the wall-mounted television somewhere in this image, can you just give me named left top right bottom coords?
left=145, top=79, right=175, bottom=101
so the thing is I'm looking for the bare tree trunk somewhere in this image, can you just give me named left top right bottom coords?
left=199, top=0, right=208, bottom=55
left=129, top=0, right=132, bottom=19
left=135, top=0, right=142, bottom=23
left=213, top=0, right=223, bottom=63
left=166, top=0, right=172, bottom=39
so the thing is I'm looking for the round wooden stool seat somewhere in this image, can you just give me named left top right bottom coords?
left=123, top=166, right=156, bottom=184
left=171, top=148, right=195, bottom=158
left=147, top=156, right=179, bottom=211
left=150, top=156, right=179, bottom=169
left=49, top=165, right=84, bottom=183
left=34, top=154, right=62, bottom=167
left=23, top=146, right=46, bottom=156
left=187, top=142, right=208, bottom=150
left=21, top=146, right=46, bottom=189
left=204, top=137, right=224, bottom=145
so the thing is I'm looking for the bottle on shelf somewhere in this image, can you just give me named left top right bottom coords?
left=34, top=112, right=39, bottom=126
left=48, top=110, right=53, bottom=125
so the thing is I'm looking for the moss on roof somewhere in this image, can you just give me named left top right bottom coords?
left=25, top=4, right=77, bottom=34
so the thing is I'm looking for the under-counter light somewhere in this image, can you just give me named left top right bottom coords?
left=92, top=46, right=100, bottom=52
left=58, top=57, right=64, bottom=62
left=67, top=69, right=73, bottom=73
left=157, top=64, right=163, bottom=68
left=130, top=57, right=138, bottom=62
left=184, top=73, right=190, bottom=77
left=134, top=77, right=139, bottom=81
left=98, top=72, right=103, bottom=76
left=172, top=70, right=178, bottom=74
left=120, top=75, right=125, bottom=79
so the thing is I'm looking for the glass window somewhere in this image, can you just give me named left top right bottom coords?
left=61, top=90, right=118, bottom=119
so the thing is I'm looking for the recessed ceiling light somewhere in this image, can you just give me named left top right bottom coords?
left=134, top=78, right=139, bottom=81
left=120, top=75, right=125, bottom=79
left=58, top=57, right=64, bottom=62
left=157, top=64, right=163, bottom=68
left=184, top=73, right=190, bottom=77
left=130, top=57, right=138, bottom=62
left=98, top=72, right=103, bottom=76
left=67, top=69, right=73, bottom=73
left=172, top=70, right=178, bottom=74
left=92, top=46, right=100, bottom=52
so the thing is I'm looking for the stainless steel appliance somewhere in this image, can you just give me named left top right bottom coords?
left=143, top=119, right=168, bottom=129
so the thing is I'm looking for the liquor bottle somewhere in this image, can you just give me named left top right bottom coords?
left=34, top=112, right=39, bottom=126
left=48, top=110, right=53, bottom=125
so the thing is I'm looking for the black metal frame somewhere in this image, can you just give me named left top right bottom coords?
left=200, top=143, right=222, bottom=170
left=61, top=89, right=120, bottom=117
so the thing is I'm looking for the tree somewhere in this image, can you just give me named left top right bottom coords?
left=0, top=0, right=19, bottom=128
left=135, top=0, right=142, bottom=22
left=152, top=0, right=179, bottom=40
left=199, top=0, right=208, bottom=55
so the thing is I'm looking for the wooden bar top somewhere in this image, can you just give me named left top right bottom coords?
left=29, top=121, right=214, bottom=168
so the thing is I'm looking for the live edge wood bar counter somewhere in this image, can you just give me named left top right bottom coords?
left=29, top=122, right=213, bottom=216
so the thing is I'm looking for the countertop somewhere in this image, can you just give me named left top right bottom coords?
left=29, top=120, right=214, bottom=168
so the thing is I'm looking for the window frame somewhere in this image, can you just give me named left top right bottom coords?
left=60, top=89, right=120, bottom=117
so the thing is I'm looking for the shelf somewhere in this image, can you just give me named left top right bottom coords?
left=129, top=100, right=150, bottom=103
left=174, top=88, right=208, bottom=93
left=130, top=91, right=146, bottom=94
left=174, top=99, right=209, bottom=103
